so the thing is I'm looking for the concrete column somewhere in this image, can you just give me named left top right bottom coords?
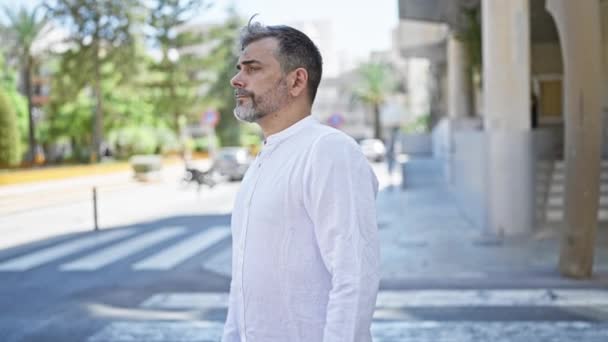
left=601, top=1, right=608, bottom=158
left=547, top=0, right=603, bottom=278
left=482, top=0, right=534, bottom=236
left=447, top=34, right=472, bottom=119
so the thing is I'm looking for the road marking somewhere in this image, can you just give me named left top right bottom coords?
left=376, top=289, right=608, bottom=307
left=134, top=289, right=608, bottom=310
left=133, top=226, right=231, bottom=270
left=87, top=321, right=224, bottom=342
left=371, top=321, right=608, bottom=341
left=201, top=244, right=232, bottom=277
left=60, top=227, right=185, bottom=271
left=87, top=321, right=608, bottom=342
left=140, top=292, right=230, bottom=309
left=87, top=290, right=608, bottom=341
left=0, top=230, right=133, bottom=271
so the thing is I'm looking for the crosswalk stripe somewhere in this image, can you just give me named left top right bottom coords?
left=87, top=321, right=608, bottom=342
left=87, top=321, right=224, bottom=342
left=370, top=321, right=608, bottom=341
left=137, top=289, right=608, bottom=310
left=376, top=289, right=608, bottom=307
left=140, top=292, right=229, bottom=309
left=132, top=226, right=231, bottom=270
left=0, top=230, right=133, bottom=271
left=60, top=227, right=185, bottom=271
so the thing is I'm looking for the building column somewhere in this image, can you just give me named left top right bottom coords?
left=447, top=34, right=472, bottom=119
left=546, top=0, right=603, bottom=278
left=482, top=0, right=534, bottom=236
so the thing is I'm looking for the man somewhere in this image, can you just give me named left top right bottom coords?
left=222, top=20, right=380, bottom=342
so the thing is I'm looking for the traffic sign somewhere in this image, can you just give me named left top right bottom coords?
left=327, top=113, right=344, bottom=128
left=201, top=110, right=219, bottom=127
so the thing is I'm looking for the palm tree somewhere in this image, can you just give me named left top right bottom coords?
left=353, top=62, right=395, bottom=141
left=2, top=5, right=49, bottom=162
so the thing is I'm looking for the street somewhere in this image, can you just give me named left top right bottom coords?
left=1, top=162, right=608, bottom=341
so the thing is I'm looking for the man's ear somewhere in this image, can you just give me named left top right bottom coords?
left=288, top=68, right=308, bottom=97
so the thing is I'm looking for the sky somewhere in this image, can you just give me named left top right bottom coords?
left=5, top=0, right=399, bottom=63
left=211, top=0, right=399, bottom=60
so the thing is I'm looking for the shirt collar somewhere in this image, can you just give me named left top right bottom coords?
left=264, top=115, right=316, bottom=147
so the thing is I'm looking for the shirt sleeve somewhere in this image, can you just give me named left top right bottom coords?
left=303, top=132, right=381, bottom=342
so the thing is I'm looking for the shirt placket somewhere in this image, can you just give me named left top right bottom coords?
left=237, top=147, right=269, bottom=341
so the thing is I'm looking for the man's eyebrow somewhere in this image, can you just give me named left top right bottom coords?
left=236, top=59, right=262, bottom=70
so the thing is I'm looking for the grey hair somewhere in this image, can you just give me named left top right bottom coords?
left=238, top=18, right=323, bottom=104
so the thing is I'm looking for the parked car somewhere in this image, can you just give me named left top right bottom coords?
left=359, top=138, right=386, bottom=162
left=212, top=147, right=252, bottom=181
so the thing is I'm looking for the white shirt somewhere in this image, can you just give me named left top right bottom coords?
left=221, top=116, right=380, bottom=342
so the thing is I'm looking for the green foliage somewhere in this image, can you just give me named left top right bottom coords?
left=2, top=5, right=48, bottom=59
left=154, top=125, right=181, bottom=154
left=0, top=55, right=28, bottom=142
left=457, top=5, right=482, bottom=85
left=2, top=4, right=49, bottom=159
left=41, top=86, right=94, bottom=161
left=44, top=0, right=140, bottom=157
left=144, top=0, right=209, bottom=134
left=41, top=41, right=151, bottom=161
left=191, top=135, right=220, bottom=152
left=205, top=11, right=243, bottom=147
left=239, top=123, right=262, bottom=147
left=107, top=125, right=179, bottom=158
left=402, top=114, right=430, bottom=134
left=352, top=62, right=395, bottom=140
left=240, top=132, right=262, bottom=148
left=353, top=62, right=395, bottom=105
left=1, top=2, right=253, bottom=165
left=0, top=88, right=22, bottom=166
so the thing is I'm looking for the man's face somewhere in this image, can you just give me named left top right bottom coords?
left=230, top=37, right=291, bottom=123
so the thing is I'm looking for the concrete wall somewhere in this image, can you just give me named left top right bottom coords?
left=532, top=125, right=564, bottom=159
left=445, top=127, right=561, bottom=231
left=450, top=131, right=536, bottom=234
left=601, top=1, right=608, bottom=157
left=450, top=131, right=488, bottom=230
left=531, top=43, right=563, bottom=75
left=401, top=133, right=433, bottom=155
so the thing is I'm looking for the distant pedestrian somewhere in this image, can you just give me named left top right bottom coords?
left=385, top=126, right=401, bottom=188
left=221, top=18, right=380, bottom=342
left=386, top=127, right=397, bottom=174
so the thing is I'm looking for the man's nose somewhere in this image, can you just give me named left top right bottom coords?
left=231, top=72, right=244, bottom=88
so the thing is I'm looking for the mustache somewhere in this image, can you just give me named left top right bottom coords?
left=234, top=89, right=253, bottom=97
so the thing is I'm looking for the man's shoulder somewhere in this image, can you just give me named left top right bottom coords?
left=303, top=121, right=358, bottom=150
left=299, top=123, right=365, bottom=163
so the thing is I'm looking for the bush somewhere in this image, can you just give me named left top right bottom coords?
left=154, top=126, right=180, bottom=154
left=108, top=126, right=178, bottom=158
left=192, top=135, right=221, bottom=152
left=241, top=132, right=262, bottom=147
left=0, top=89, right=22, bottom=167
left=130, top=154, right=162, bottom=181
left=402, top=114, right=430, bottom=134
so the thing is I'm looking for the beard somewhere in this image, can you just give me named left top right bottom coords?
left=233, top=78, right=290, bottom=123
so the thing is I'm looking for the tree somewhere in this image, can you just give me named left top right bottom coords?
left=2, top=5, right=49, bottom=162
left=0, top=88, right=22, bottom=167
left=205, top=11, right=243, bottom=147
left=144, top=0, right=208, bottom=135
left=0, top=52, right=28, bottom=148
left=44, top=0, right=138, bottom=162
left=353, top=62, right=395, bottom=141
